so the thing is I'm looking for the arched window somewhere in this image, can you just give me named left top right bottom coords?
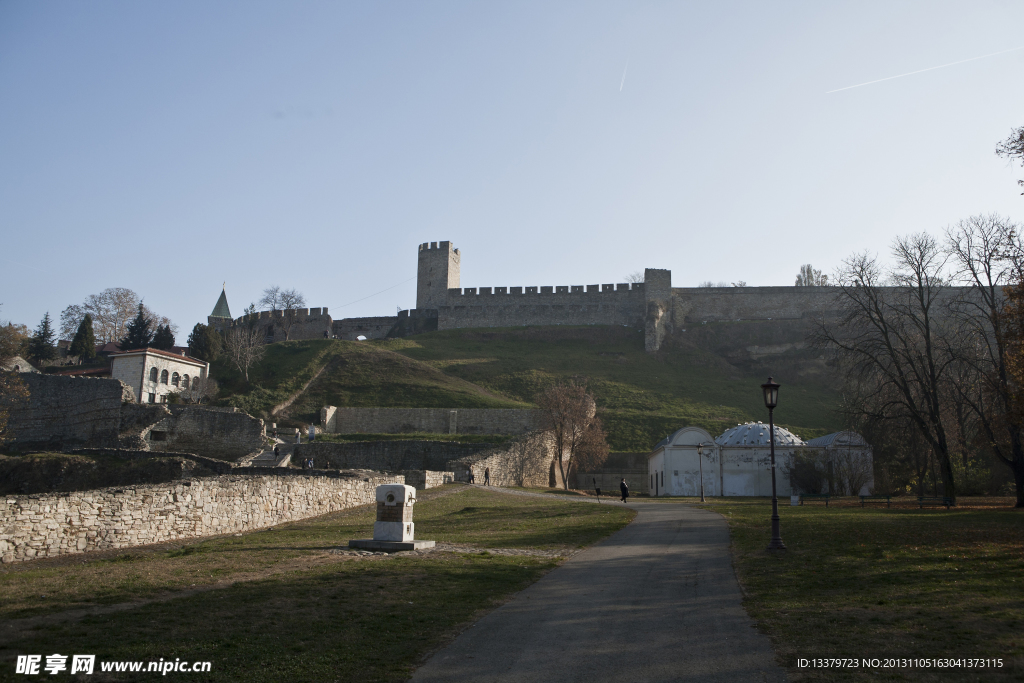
left=149, top=367, right=158, bottom=382
left=171, top=372, right=180, bottom=387
left=160, top=369, right=169, bottom=384
left=182, top=374, right=190, bottom=389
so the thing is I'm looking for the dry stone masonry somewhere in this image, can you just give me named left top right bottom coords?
left=320, top=407, right=544, bottom=435
left=0, top=471, right=403, bottom=564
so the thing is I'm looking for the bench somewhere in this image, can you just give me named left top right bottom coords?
left=800, top=493, right=830, bottom=507
left=859, top=495, right=891, bottom=508
left=917, top=496, right=953, bottom=509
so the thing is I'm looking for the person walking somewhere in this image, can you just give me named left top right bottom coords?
left=484, top=467, right=490, bottom=486
left=620, top=478, right=629, bottom=503
left=468, top=469, right=475, bottom=484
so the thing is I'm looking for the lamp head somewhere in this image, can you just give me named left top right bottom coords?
left=761, top=376, right=780, bottom=410
left=697, top=443, right=703, bottom=456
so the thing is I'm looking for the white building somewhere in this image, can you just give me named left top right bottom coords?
left=110, top=348, right=209, bottom=404
left=648, top=422, right=873, bottom=497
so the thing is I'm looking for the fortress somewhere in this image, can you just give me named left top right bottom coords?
left=214, top=240, right=841, bottom=351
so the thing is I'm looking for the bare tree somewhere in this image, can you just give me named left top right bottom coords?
left=625, top=271, right=644, bottom=284
left=60, top=288, right=174, bottom=344
left=225, top=326, right=266, bottom=383
left=795, top=264, right=828, bottom=286
left=813, top=234, right=959, bottom=502
left=996, top=125, right=1024, bottom=193
left=259, top=286, right=305, bottom=312
left=536, top=379, right=601, bottom=490
left=944, top=215, right=1024, bottom=506
left=177, top=375, right=219, bottom=405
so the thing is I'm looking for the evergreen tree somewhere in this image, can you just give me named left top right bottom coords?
left=27, top=312, right=57, bottom=365
left=152, top=324, right=175, bottom=350
left=187, top=322, right=222, bottom=362
left=69, top=314, right=97, bottom=363
left=120, top=304, right=153, bottom=350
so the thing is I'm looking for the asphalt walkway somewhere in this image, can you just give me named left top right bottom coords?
left=412, top=499, right=788, bottom=683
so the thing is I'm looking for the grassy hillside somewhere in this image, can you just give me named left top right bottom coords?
left=213, top=322, right=842, bottom=452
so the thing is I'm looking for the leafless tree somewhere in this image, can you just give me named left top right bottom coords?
left=177, top=375, right=219, bottom=405
left=813, top=234, right=959, bottom=502
left=225, top=326, right=266, bottom=383
left=625, top=271, right=644, bottom=284
left=259, top=286, right=305, bottom=312
left=536, top=379, right=602, bottom=490
left=996, top=125, right=1024, bottom=193
left=945, top=214, right=1024, bottom=506
left=60, top=288, right=174, bottom=344
left=795, top=264, right=828, bottom=286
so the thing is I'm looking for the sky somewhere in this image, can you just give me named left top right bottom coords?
left=2, top=1, right=1023, bottom=339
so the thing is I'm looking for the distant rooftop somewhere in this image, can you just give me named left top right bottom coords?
left=714, top=422, right=805, bottom=447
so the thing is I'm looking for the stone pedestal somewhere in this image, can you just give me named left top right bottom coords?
left=349, top=484, right=435, bottom=553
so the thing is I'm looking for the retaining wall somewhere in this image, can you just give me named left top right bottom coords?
left=447, top=431, right=556, bottom=488
left=6, top=375, right=133, bottom=450
left=321, top=407, right=544, bottom=435
left=402, top=470, right=456, bottom=490
left=295, top=440, right=497, bottom=472
left=0, top=471, right=403, bottom=564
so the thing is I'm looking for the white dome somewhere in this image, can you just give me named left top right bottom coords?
left=715, top=422, right=805, bottom=447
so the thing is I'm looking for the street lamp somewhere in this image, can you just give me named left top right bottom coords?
left=761, top=376, right=786, bottom=551
left=697, top=442, right=706, bottom=503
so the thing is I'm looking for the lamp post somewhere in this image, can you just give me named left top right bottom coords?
left=762, top=377, right=786, bottom=551
left=697, top=442, right=706, bottom=503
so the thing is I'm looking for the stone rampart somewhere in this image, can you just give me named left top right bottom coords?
left=321, top=407, right=544, bottom=435
left=0, top=471, right=403, bottom=564
left=447, top=431, right=556, bottom=488
left=6, top=375, right=134, bottom=451
left=331, top=316, right=399, bottom=341
left=295, top=440, right=497, bottom=472
left=230, top=308, right=333, bottom=342
left=671, top=286, right=842, bottom=323
left=402, top=470, right=456, bottom=490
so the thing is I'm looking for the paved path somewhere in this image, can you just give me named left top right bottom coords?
left=412, top=501, right=788, bottom=683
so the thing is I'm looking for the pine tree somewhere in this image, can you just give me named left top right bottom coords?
left=27, top=312, right=57, bottom=365
left=120, top=304, right=153, bottom=351
left=152, top=324, right=175, bottom=350
left=69, top=314, right=97, bottom=363
left=187, top=323, right=222, bottom=362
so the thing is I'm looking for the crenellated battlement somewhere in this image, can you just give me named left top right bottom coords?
left=445, top=282, right=643, bottom=298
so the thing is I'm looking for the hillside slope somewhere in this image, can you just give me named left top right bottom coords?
left=213, top=322, right=841, bottom=452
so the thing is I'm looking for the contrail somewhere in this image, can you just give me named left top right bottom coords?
left=826, top=45, right=1024, bottom=94
left=619, top=59, right=629, bottom=92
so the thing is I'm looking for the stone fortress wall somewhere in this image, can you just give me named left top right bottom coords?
left=321, top=407, right=545, bottom=435
left=0, top=471, right=403, bottom=564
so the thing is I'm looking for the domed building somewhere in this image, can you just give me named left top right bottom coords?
left=647, top=422, right=873, bottom=497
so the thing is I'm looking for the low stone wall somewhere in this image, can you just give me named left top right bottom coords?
left=447, top=431, right=555, bottom=488
left=295, top=440, right=497, bottom=472
left=321, top=407, right=544, bottom=435
left=0, top=471, right=403, bottom=564
left=402, top=470, right=456, bottom=490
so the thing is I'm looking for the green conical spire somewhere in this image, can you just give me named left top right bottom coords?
left=210, top=284, right=232, bottom=319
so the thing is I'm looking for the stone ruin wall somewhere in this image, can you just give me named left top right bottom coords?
left=0, top=470, right=404, bottom=564
left=448, top=431, right=557, bottom=488
left=401, top=470, right=456, bottom=490
left=6, top=375, right=265, bottom=462
left=295, top=440, right=498, bottom=472
left=321, top=407, right=545, bottom=435
left=5, top=374, right=133, bottom=450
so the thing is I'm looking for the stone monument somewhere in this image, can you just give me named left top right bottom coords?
left=349, top=484, right=436, bottom=552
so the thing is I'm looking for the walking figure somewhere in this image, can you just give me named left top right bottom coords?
left=484, top=467, right=490, bottom=486
left=620, top=478, right=629, bottom=503
left=468, top=469, right=475, bottom=484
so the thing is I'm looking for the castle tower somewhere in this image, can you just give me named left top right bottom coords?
left=416, top=241, right=460, bottom=309
left=208, top=284, right=233, bottom=333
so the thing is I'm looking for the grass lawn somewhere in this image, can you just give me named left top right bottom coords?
left=0, top=486, right=634, bottom=682
left=693, top=497, right=1024, bottom=682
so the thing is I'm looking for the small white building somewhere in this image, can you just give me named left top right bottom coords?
left=110, top=348, right=209, bottom=404
left=648, top=422, right=872, bottom=497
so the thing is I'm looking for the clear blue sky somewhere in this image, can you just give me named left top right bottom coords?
left=2, top=1, right=1022, bottom=339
